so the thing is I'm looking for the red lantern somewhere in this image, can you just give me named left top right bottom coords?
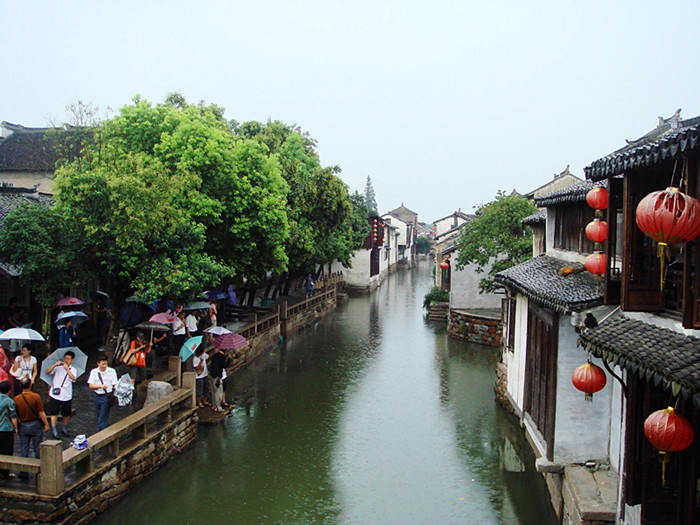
left=586, top=187, right=608, bottom=210
left=585, top=252, right=606, bottom=276
left=585, top=219, right=608, bottom=244
left=439, top=261, right=449, bottom=269
left=636, top=187, right=700, bottom=289
left=571, top=361, right=607, bottom=401
left=644, top=407, right=695, bottom=485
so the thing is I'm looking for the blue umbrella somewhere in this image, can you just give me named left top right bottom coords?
left=179, top=336, right=203, bottom=362
left=55, top=311, right=89, bottom=326
left=205, top=290, right=227, bottom=301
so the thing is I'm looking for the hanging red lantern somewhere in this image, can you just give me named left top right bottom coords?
left=586, top=187, right=608, bottom=210
left=636, top=187, right=700, bottom=289
left=644, top=407, right=695, bottom=486
left=585, top=219, right=608, bottom=244
left=439, top=261, right=449, bottom=270
left=571, top=361, right=607, bottom=401
left=585, top=252, right=606, bottom=276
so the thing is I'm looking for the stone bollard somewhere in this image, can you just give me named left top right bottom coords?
left=167, top=356, right=182, bottom=387
left=38, top=440, right=64, bottom=496
left=181, top=371, right=196, bottom=409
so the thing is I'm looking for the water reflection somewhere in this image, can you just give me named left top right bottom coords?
left=96, top=261, right=553, bottom=525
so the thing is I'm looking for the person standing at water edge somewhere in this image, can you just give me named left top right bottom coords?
left=305, top=273, right=315, bottom=298
left=13, top=377, right=48, bottom=466
left=46, top=351, right=76, bottom=438
left=87, top=354, right=118, bottom=431
left=0, top=381, right=17, bottom=478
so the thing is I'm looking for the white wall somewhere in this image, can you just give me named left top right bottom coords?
left=336, top=249, right=372, bottom=287
left=434, top=214, right=468, bottom=237
left=449, top=258, right=502, bottom=309
left=553, top=306, right=613, bottom=464
left=0, top=171, right=54, bottom=193
left=506, top=293, right=529, bottom=411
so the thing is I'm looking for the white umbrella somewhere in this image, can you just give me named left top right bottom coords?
left=203, top=326, right=232, bottom=335
left=0, top=327, right=45, bottom=341
left=40, top=346, right=88, bottom=385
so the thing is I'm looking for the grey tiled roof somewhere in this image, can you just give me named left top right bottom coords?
left=535, top=179, right=607, bottom=208
left=494, top=254, right=604, bottom=313
left=585, top=115, right=700, bottom=181
left=0, top=187, right=54, bottom=227
left=521, top=210, right=546, bottom=225
left=0, top=125, right=59, bottom=171
left=579, top=314, right=700, bottom=406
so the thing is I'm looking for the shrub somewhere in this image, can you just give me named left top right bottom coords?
left=423, top=286, right=449, bottom=309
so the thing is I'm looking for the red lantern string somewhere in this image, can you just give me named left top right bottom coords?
left=585, top=219, right=608, bottom=244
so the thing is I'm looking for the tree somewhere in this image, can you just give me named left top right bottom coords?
left=454, top=191, right=538, bottom=293
left=364, top=175, right=378, bottom=215
left=416, top=236, right=432, bottom=254
left=0, top=95, right=291, bottom=346
left=240, top=119, right=361, bottom=274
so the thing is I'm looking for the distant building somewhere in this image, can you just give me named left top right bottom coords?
left=0, top=122, right=60, bottom=193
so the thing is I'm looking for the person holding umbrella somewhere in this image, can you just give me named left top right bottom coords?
left=10, top=343, right=37, bottom=393
left=58, top=319, right=75, bottom=349
left=45, top=351, right=76, bottom=438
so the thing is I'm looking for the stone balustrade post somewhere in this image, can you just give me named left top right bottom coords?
left=38, top=440, right=64, bottom=496
left=168, top=356, right=182, bottom=387
left=182, top=371, right=196, bottom=409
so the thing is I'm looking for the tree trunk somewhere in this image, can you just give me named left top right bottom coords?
left=246, top=280, right=257, bottom=306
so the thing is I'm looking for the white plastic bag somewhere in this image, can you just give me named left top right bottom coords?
left=115, top=374, right=135, bottom=406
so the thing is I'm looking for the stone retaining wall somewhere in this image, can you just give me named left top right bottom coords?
left=447, top=310, right=502, bottom=347
left=0, top=409, right=197, bottom=525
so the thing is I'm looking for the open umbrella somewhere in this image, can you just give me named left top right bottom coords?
left=204, top=326, right=232, bottom=336
left=0, top=327, right=45, bottom=342
left=183, top=301, right=210, bottom=311
left=149, top=312, right=177, bottom=324
left=134, top=321, right=171, bottom=345
left=56, top=297, right=85, bottom=308
left=205, top=290, right=227, bottom=301
left=179, top=336, right=203, bottom=361
left=213, top=332, right=248, bottom=350
left=55, top=311, right=89, bottom=326
left=40, top=346, right=88, bottom=385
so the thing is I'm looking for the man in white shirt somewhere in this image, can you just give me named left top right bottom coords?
left=46, top=351, right=76, bottom=438
left=87, top=354, right=119, bottom=431
left=185, top=311, right=199, bottom=338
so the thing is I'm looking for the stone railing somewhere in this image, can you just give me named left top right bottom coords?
left=0, top=370, right=196, bottom=497
left=283, top=288, right=335, bottom=318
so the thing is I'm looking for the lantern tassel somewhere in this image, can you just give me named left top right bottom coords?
left=657, top=242, right=670, bottom=291
left=660, top=451, right=669, bottom=487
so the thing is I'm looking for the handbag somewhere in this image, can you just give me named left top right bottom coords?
left=135, top=351, right=146, bottom=368
left=52, top=371, right=69, bottom=396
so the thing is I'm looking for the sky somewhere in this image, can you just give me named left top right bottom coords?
left=2, top=1, right=700, bottom=223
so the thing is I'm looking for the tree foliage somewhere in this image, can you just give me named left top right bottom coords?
left=454, top=191, right=538, bottom=293
left=239, top=119, right=363, bottom=272
left=364, top=175, right=378, bottom=215
left=415, top=236, right=432, bottom=254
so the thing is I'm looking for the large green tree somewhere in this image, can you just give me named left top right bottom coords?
left=239, top=120, right=363, bottom=273
left=454, top=191, right=538, bottom=293
left=0, top=95, right=291, bottom=344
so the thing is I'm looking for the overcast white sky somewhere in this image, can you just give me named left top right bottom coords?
left=2, top=1, right=699, bottom=222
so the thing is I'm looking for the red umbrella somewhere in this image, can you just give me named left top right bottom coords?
left=149, top=312, right=178, bottom=324
left=213, top=333, right=248, bottom=350
left=56, top=297, right=85, bottom=307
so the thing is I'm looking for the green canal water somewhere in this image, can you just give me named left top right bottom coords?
left=97, top=261, right=555, bottom=524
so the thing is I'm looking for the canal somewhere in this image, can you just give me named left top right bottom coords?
left=97, top=260, right=555, bottom=524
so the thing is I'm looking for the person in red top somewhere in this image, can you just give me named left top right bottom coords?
left=128, top=331, right=150, bottom=384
